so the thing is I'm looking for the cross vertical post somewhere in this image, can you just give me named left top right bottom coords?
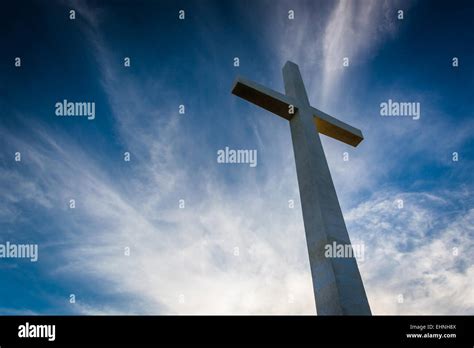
left=284, top=62, right=370, bottom=315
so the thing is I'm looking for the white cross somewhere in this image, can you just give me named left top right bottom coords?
left=232, top=61, right=371, bottom=315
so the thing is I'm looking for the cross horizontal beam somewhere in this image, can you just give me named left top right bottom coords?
left=232, top=77, right=296, bottom=120
left=232, top=76, right=364, bottom=147
left=311, top=106, right=364, bottom=147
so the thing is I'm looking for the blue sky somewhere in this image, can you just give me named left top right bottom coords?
left=0, top=0, right=473, bottom=314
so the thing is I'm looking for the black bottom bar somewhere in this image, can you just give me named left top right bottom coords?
left=0, top=315, right=472, bottom=346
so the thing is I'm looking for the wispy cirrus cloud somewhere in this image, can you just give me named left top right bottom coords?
left=0, top=1, right=316, bottom=314
left=271, top=0, right=406, bottom=106
left=347, top=190, right=474, bottom=314
left=0, top=117, right=316, bottom=314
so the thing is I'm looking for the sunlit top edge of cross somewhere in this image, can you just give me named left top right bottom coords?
left=231, top=62, right=364, bottom=147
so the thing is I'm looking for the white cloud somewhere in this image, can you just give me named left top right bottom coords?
left=347, top=190, right=474, bottom=314
left=0, top=8, right=317, bottom=312
left=319, top=0, right=401, bottom=104
left=0, top=118, right=315, bottom=314
left=271, top=0, right=404, bottom=106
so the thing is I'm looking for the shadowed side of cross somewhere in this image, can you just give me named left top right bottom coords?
left=231, top=63, right=364, bottom=147
left=231, top=61, right=371, bottom=315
